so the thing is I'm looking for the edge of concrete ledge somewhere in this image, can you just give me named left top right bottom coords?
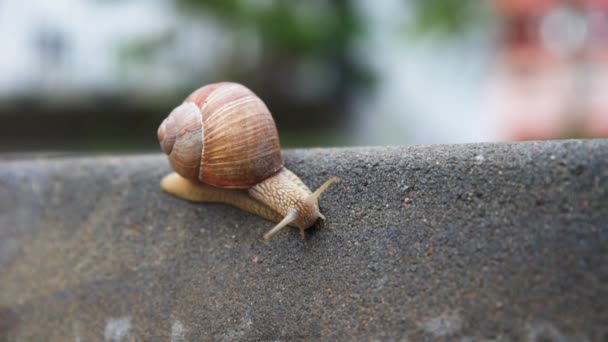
left=1, top=139, right=607, bottom=341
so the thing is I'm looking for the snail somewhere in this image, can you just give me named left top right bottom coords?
left=157, top=82, right=337, bottom=240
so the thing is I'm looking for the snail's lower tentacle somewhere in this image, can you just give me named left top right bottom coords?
left=263, top=209, right=297, bottom=240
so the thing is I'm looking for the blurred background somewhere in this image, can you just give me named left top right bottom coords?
left=1, top=0, right=607, bottom=152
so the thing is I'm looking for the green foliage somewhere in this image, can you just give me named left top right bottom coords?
left=409, top=0, right=490, bottom=37
left=120, top=31, right=176, bottom=62
left=176, top=0, right=360, bottom=56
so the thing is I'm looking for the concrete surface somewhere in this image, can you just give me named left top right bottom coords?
left=0, top=140, right=607, bottom=341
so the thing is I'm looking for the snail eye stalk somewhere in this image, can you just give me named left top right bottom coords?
left=306, top=177, right=339, bottom=204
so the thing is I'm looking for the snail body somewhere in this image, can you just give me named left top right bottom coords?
left=158, top=82, right=337, bottom=239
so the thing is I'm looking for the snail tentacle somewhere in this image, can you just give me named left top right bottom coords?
left=263, top=209, right=297, bottom=240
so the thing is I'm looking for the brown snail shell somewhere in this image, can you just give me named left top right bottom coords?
left=158, top=82, right=338, bottom=240
left=157, top=82, right=284, bottom=188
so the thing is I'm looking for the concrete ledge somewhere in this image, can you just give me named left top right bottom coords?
left=1, top=140, right=607, bottom=341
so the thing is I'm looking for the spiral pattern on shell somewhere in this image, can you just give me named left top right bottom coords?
left=158, top=82, right=284, bottom=188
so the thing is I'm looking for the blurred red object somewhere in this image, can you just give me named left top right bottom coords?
left=487, top=0, right=608, bottom=140
left=494, top=0, right=556, bottom=16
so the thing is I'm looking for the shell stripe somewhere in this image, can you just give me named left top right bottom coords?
left=204, top=96, right=259, bottom=126
left=206, top=113, right=272, bottom=161
left=202, top=112, right=271, bottom=154
left=200, top=84, right=251, bottom=121
left=198, top=100, right=205, bottom=182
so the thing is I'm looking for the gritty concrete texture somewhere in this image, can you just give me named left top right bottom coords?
left=0, top=140, right=607, bottom=341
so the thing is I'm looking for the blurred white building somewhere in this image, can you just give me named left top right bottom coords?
left=0, top=0, right=235, bottom=98
left=0, top=0, right=496, bottom=145
left=351, top=0, right=496, bottom=145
